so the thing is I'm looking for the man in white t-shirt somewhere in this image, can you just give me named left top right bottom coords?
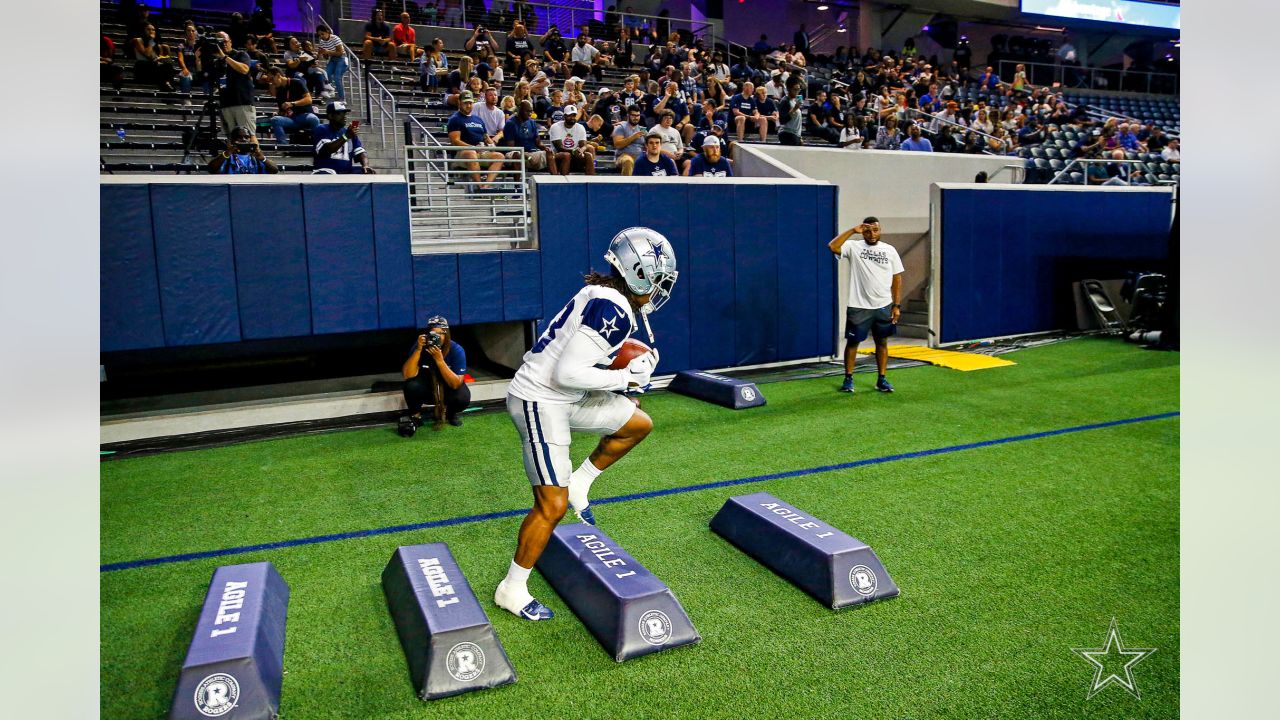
left=828, top=217, right=904, bottom=394
left=549, top=104, right=595, bottom=175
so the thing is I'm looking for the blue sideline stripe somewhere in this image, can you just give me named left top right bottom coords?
left=100, top=411, right=1178, bottom=573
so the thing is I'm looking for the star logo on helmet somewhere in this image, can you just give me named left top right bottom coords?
left=651, top=241, right=667, bottom=262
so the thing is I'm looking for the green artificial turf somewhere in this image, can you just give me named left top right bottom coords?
left=101, top=338, right=1179, bottom=719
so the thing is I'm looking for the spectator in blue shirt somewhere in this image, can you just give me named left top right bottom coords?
left=208, top=126, right=278, bottom=174
left=502, top=100, right=555, bottom=174
left=632, top=132, right=679, bottom=176
left=684, top=135, right=732, bottom=177
left=447, top=91, right=507, bottom=189
left=1117, top=123, right=1144, bottom=152
left=312, top=102, right=373, bottom=173
left=729, top=81, right=765, bottom=144
left=901, top=124, right=933, bottom=151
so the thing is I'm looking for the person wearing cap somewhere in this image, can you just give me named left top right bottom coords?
left=448, top=90, right=507, bottom=189
left=654, top=81, right=694, bottom=146
left=549, top=104, right=595, bottom=175
left=590, top=87, right=623, bottom=137
left=611, top=105, right=647, bottom=175
left=400, top=316, right=471, bottom=436
left=632, top=132, right=678, bottom=177
left=683, top=135, right=732, bottom=177
left=829, top=218, right=903, bottom=394
left=312, top=101, right=374, bottom=173
left=539, top=25, right=568, bottom=78
left=764, top=70, right=787, bottom=100
left=208, top=126, right=278, bottom=174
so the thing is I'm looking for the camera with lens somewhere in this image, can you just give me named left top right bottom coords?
left=423, top=331, right=444, bottom=350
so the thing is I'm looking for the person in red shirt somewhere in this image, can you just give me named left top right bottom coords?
left=393, top=12, right=417, bottom=63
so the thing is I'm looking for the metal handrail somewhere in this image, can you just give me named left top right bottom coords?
left=339, top=0, right=713, bottom=45
left=402, top=140, right=530, bottom=252
left=1047, top=157, right=1177, bottom=186
left=997, top=59, right=1178, bottom=97
left=907, top=108, right=1011, bottom=155
left=365, top=69, right=399, bottom=150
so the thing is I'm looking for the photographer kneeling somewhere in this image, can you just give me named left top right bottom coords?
left=400, top=316, right=470, bottom=436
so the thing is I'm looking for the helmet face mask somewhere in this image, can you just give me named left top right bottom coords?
left=603, top=227, right=679, bottom=316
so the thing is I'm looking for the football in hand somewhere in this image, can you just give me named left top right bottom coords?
left=609, top=338, right=653, bottom=369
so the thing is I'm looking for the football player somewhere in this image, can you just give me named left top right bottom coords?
left=494, top=228, right=678, bottom=621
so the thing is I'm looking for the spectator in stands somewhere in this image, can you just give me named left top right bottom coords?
left=249, top=5, right=277, bottom=53
left=611, top=105, right=647, bottom=175
left=101, top=34, right=125, bottom=91
left=616, top=26, right=635, bottom=68
left=313, top=101, right=373, bottom=173
left=214, top=35, right=256, bottom=134
left=727, top=81, right=764, bottom=144
left=130, top=24, right=178, bottom=91
left=754, top=85, right=779, bottom=143
left=971, top=108, right=994, bottom=136
left=242, top=34, right=271, bottom=69
left=283, top=37, right=329, bottom=98
left=633, top=132, right=679, bottom=176
left=401, top=316, right=471, bottom=433
left=752, top=34, right=772, bottom=56
left=654, top=82, right=693, bottom=145
left=1144, top=125, right=1169, bottom=153
left=264, top=66, right=321, bottom=145
left=502, top=100, right=554, bottom=174
left=442, top=0, right=463, bottom=27
left=1118, top=123, right=1145, bottom=152
left=544, top=88, right=565, bottom=126
left=420, top=39, right=444, bottom=92
left=316, top=25, right=349, bottom=102
left=540, top=25, right=569, bottom=78
left=975, top=65, right=1000, bottom=93
left=549, top=105, right=595, bottom=175
left=465, top=23, right=498, bottom=65
left=777, top=79, right=804, bottom=146
left=875, top=116, right=902, bottom=150
left=228, top=12, right=250, bottom=49
left=805, top=90, right=840, bottom=145
left=500, top=95, right=517, bottom=116
left=448, top=91, right=506, bottom=188
left=763, top=70, right=787, bottom=101
left=649, top=110, right=688, bottom=168
left=173, top=23, right=200, bottom=94
left=585, top=114, right=610, bottom=153
left=1161, top=138, right=1180, bottom=162
left=391, top=12, right=418, bottom=62
left=362, top=8, right=398, bottom=60
left=444, top=56, right=475, bottom=107
left=974, top=171, right=988, bottom=183
left=506, top=22, right=535, bottom=76
left=208, top=125, right=278, bottom=174
left=571, top=34, right=603, bottom=82
left=684, top=135, right=732, bottom=177
left=591, top=87, right=624, bottom=136
left=839, top=115, right=864, bottom=149
left=901, top=124, right=933, bottom=152
left=476, top=86, right=508, bottom=140
left=564, top=77, right=588, bottom=109
left=793, top=25, right=811, bottom=62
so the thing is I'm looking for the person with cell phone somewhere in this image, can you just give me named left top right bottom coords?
left=311, top=101, right=375, bottom=174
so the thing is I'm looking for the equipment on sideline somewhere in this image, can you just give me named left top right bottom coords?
left=856, top=345, right=1015, bottom=371
left=382, top=544, right=517, bottom=700
left=168, top=562, right=290, bottom=720
left=710, top=492, right=899, bottom=609
left=536, top=523, right=701, bottom=661
left=608, top=338, right=653, bottom=369
left=668, top=370, right=767, bottom=409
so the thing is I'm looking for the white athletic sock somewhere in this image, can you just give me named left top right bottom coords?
left=496, top=560, right=534, bottom=611
left=568, top=459, right=604, bottom=512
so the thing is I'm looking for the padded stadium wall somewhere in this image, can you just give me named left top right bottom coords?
left=530, top=176, right=839, bottom=372
left=101, top=175, right=839, bottom=375
left=928, top=183, right=1175, bottom=345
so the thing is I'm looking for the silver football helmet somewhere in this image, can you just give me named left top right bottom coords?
left=603, top=227, right=679, bottom=316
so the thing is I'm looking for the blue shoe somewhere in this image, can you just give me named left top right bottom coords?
left=574, top=505, right=597, bottom=526
left=839, top=376, right=854, bottom=393
left=518, top=599, right=555, bottom=621
left=876, top=377, right=894, bottom=393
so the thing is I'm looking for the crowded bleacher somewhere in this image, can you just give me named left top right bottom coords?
left=100, top=1, right=1179, bottom=185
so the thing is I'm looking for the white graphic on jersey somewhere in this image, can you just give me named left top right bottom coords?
left=598, top=312, right=622, bottom=340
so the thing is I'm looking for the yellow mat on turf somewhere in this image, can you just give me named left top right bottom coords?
left=858, top=345, right=1016, bottom=371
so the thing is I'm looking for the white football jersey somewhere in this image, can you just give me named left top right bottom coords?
left=508, top=285, right=637, bottom=404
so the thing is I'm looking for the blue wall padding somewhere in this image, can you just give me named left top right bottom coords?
left=813, top=186, right=838, bottom=357
left=303, top=184, right=380, bottom=334
left=413, top=254, right=460, bottom=327
left=151, top=184, right=242, bottom=346
left=502, top=251, right=543, bottom=321
left=229, top=185, right=312, bottom=340
left=535, top=184, right=592, bottom=335
left=940, top=188, right=1172, bottom=343
left=371, top=183, right=416, bottom=329
left=638, top=184, right=691, bottom=372
left=686, top=185, right=738, bottom=368
left=101, top=185, right=166, bottom=351
left=733, top=185, right=780, bottom=366
left=776, top=185, right=820, bottom=360
left=458, top=253, right=505, bottom=324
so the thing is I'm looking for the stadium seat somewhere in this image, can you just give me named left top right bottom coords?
left=1049, top=158, right=1066, bottom=172
left=1068, top=171, right=1084, bottom=185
